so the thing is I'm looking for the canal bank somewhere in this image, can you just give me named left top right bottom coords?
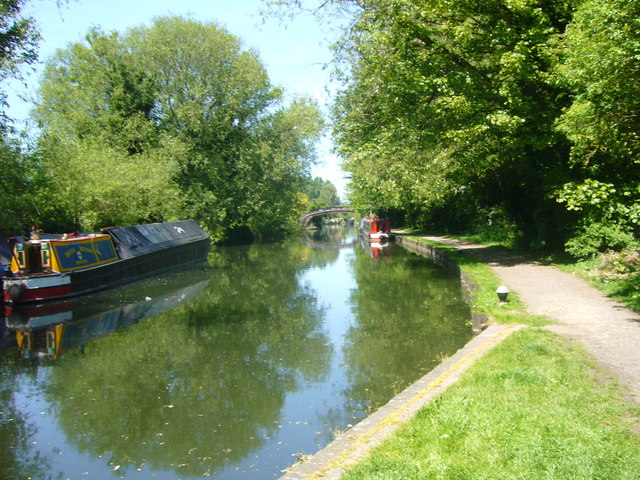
left=280, top=232, right=640, bottom=479
left=280, top=324, right=524, bottom=480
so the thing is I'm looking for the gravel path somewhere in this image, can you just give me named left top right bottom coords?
left=423, top=235, right=640, bottom=404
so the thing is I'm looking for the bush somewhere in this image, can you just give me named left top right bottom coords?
left=565, top=222, right=637, bottom=259
left=595, top=248, right=640, bottom=278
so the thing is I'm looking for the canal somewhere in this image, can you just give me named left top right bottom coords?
left=0, top=228, right=473, bottom=479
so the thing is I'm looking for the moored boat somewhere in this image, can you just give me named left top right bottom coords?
left=358, top=217, right=394, bottom=243
left=3, top=220, right=210, bottom=305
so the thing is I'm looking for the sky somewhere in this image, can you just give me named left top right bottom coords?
left=7, top=0, right=348, bottom=198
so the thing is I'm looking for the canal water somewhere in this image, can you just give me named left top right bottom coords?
left=0, top=228, right=472, bottom=479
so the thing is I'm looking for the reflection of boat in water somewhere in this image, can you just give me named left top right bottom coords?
left=3, top=220, right=210, bottom=305
left=360, top=236, right=392, bottom=259
left=5, top=265, right=211, bottom=359
left=0, top=313, right=15, bottom=353
left=358, top=217, right=394, bottom=244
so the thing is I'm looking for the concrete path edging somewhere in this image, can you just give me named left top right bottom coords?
left=279, top=324, right=525, bottom=480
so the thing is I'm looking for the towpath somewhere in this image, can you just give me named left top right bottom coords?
left=422, top=235, right=640, bottom=404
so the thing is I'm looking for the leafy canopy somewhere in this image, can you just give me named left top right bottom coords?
left=34, top=16, right=324, bottom=239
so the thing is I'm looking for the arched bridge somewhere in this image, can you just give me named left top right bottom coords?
left=299, top=207, right=353, bottom=226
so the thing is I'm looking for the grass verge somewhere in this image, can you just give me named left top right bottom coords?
left=338, top=235, right=640, bottom=479
left=342, top=328, right=640, bottom=480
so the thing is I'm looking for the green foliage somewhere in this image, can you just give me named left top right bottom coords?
left=39, top=137, right=185, bottom=230
left=0, top=0, right=40, bottom=130
left=552, top=0, right=640, bottom=256
left=565, top=222, right=635, bottom=260
left=555, top=0, right=640, bottom=167
left=554, top=180, right=639, bottom=257
left=305, top=176, right=341, bottom=209
left=331, top=0, right=575, bottom=246
left=0, top=1, right=51, bottom=236
left=34, top=16, right=324, bottom=239
left=0, top=136, right=39, bottom=235
left=271, top=0, right=638, bottom=257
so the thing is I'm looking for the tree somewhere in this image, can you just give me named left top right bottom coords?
left=269, top=0, right=639, bottom=255
left=0, top=0, right=40, bottom=130
left=35, top=28, right=184, bottom=231
left=0, top=0, right=43, bottom=236
left=35, top=17, right=324, bottom=239
left=553, top=0, right=640, bottom=256
left=304, top=177, right=341, bottom=209
left=0, top=136, right=40, bottom=236
left=331, top=1, right=577, bottom=245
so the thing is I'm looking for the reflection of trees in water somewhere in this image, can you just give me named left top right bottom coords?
left=341, top=246, right=472, bottom=413
left=44, top=242, right=331, bottom=477
left=301, top=227, right=357, bottom=254
left=297, top=227, right=360, bottom=273
left=0, top=358, right=62, bottom=479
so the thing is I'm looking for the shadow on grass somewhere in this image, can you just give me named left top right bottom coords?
left=598, top=274, right=640, bottom=314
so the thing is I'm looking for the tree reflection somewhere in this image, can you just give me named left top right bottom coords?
left=342, top=245, right=472, bottom=412
left=44, top=241, right=331, bottom=477
left=0, top=354, right=62, bottom=479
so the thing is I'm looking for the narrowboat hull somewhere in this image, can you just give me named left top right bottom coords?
left=3, top=221, right=211, bottom=305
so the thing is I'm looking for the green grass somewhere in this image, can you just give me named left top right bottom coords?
left=342, top=328, right=640, bottom=480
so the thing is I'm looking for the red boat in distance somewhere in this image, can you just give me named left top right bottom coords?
left=358, top=217, right=394, bottom=244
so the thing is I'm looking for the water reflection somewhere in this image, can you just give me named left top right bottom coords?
left=0, top=228, right=472, bottom=479
left=6, top=266, right=212, bottom=359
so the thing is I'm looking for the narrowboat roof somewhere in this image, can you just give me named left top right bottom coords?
left=103, top=220, right=210, bottom=258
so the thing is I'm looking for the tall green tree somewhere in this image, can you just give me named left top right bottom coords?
left=0, top=0, right=44, bottom=236
left=35, top=17, right=323, bottom=239
left=268, top=0, right=639, bottom=255
left=35, top=28, right=184, bottom=231
left=553, top=0, right=640, bottom=256
left=330, top=0, right=577, bottom=247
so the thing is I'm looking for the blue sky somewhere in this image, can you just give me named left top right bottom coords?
left=8, top=0, right=347, bottom=197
